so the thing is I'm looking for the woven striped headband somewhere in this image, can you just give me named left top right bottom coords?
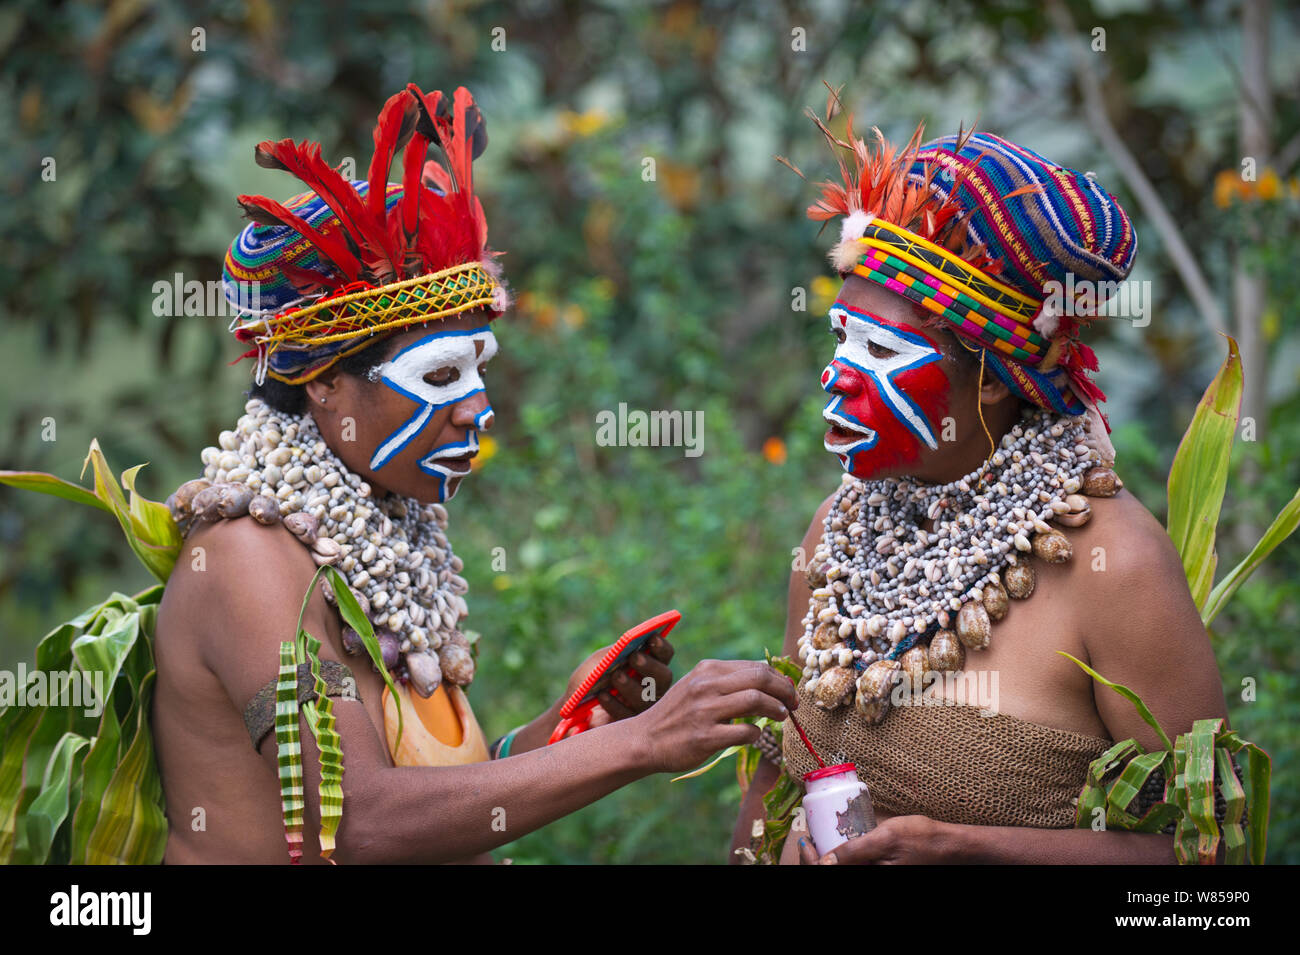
left=848, top=217, right=1049, bottom=365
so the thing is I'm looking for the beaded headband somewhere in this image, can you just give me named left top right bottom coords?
left=224, top=84, right=508, bottom=385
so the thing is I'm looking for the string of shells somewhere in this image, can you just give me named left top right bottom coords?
left=798, top=406, right=1122, bottom=723
left=166, top=397, right=475, bottom=697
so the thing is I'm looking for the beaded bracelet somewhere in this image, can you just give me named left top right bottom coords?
left=490, top=726, right=524, bottom=760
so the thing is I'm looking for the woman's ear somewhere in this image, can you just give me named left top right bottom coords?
left=304, top=370, right=343, bottom=408
left=978, top=366, right=1011, bottom=406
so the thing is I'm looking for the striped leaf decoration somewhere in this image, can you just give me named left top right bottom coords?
left=299, top=632, right=344, bottom=863
left=274, top=641, right=305, bottom=865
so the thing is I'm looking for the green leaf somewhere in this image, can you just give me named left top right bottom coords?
left=1202, top=485, right=1300, bottom=625
left=0, top=708, right=42, bottom=862
left=24, top=733, right=90, bottom=864
left=274, top=641, right=305, bottom=865
left=1165, top=336, right=1242, bottom=610
left=1182, top=719, right=1221, bottom=864
left=1057, top=652, right=1174, bottom=752
left=325, top=565, right=402, bottom=750
left=0, top=469, right=110, bottom=512
left=671, top=744, right=742, bottom=782
left=121, top=463, right=182, bottom=555
left=69, top=694, right=124, bottom=863
left=81, top=440, right=179, bottom=583
left=83, top=671, right=167, bottom=864
left=1214, top=745, right=1247, bottom=866
left=301, top=632, right=344, bottom=863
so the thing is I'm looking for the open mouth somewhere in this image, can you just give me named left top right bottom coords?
left=432, top=453, right=475, bottom=474
left=822, top=408, right=876, bottom=451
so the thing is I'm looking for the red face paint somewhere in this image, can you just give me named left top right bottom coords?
left=821, top=302, right=951, bottom=478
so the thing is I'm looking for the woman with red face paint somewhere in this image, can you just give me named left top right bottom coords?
left=731, top=116, right=1233, bottom=865
left=0, top=85, right=800, bottom=865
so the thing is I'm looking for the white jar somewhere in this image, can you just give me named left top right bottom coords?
left=802, top=762, right=876, bottom=854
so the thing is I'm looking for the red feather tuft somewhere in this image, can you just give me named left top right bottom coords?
left=236, top=194, right=361, bottom=281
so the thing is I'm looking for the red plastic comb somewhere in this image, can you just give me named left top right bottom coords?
left=548, top=610, right=681, bottom=744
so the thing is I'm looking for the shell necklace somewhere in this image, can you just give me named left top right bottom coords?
left=169, top=397, right=475, bottom=697
left=798, top=406, right=1122, bottom=722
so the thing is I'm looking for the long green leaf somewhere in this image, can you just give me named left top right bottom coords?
left=325, top=565, right=402, bottom=750
left=1165, top=337, right=1242, bottom=610
left=275, top=641, right=305, bottom=864
left=0, top=469, right=110, bottom=512
left=672, top=744, right=742, bottom=782
left=1214, top=745, right=1247, bottom=865
left=84, top=671, right=167, bottom=864
left=0, top=708, right=42, bottom=862
left=1057, top=652, right=1174, bottom=752
left=24, top=733, right=90, bottom=864
left=1183, top=720, right=1221, bottom=864
left=301, top=633, right=344, bottom=863
left=1202, top=486, right=1300, bottom=625
left=69, top=693, right=124, bottom=863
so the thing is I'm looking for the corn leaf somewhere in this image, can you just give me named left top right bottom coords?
left=0, top=469, right=110, bottom=512
left=0, top=708, right=42, bottom=862
left=81, top=440, right=179, bottom=583
left=83, top=671, right=167, bottom=864
left=1057, top=652, right=1175, bottom=752
left=1165, top=337, right=1242, bottom=610
left=121, top=464, right=182, bottom=556
left=24, top=733, right=90, bottom=864
left=69, top=693, right=124, bottom=863
left=275, top=641, right=305, bottom=864
left=1202, top=486, right=1300, bottom=625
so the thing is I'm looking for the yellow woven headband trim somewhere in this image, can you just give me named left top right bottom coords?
left=253, top=262, right=499, bottom=348
left=856, top=218, right=1041, bottom=314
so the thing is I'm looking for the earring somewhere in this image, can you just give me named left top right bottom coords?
left=320, top=397, right=327, bottom=404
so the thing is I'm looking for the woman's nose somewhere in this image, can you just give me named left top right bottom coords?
left=822, top=360, right=864, bottom=396
left=450, top=390, right=494, bottom=431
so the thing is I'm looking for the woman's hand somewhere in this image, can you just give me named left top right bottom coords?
left=631, top=660, right=799, bottom=774
left=797, top=815, right=961, bottom=865
left=566, top=634, right=676, bottom=728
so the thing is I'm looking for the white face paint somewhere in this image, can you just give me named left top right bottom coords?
left=367, top=325, right=497, bottom=501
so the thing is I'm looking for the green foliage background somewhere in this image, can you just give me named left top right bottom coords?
left=2, top=0, right=1297, bottom=863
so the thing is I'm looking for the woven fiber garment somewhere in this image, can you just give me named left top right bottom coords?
left=782, top=686, right=1112, bottom=829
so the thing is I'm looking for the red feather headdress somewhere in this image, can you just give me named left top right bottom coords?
left=229, top=84, right=507, bottom=385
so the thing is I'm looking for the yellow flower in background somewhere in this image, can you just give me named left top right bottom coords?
left=472, top=434, right=498, bottom=471
left=762, top=437, right=787, bottom=465
left=1256, top=167, right=1281, bottom=200
left=1213, top=166, right=1292, bottom=207
left=493, top=574, right=512, bottom=591
left=561, top=303, right=585, bottom=329
left=559, top=108, right=608, bottom=138
left=811, top=274, right=839, bottom=315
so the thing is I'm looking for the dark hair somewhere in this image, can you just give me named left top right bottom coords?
left=248, top=335, right=395, bottom=414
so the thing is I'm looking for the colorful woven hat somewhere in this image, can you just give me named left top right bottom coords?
left=798, top=105, right=1137, bottom=436
left=223, top=84, right=509, bottom=385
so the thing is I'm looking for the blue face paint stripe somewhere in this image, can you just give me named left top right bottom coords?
left=473, top=406, right=493, bottom=429
left=370, top=402, right=434, bottom=470
left=384, top=324, right=494, bottom=363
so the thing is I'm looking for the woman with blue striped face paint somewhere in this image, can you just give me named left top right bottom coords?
left=298, top=317, right=498, bottom=504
